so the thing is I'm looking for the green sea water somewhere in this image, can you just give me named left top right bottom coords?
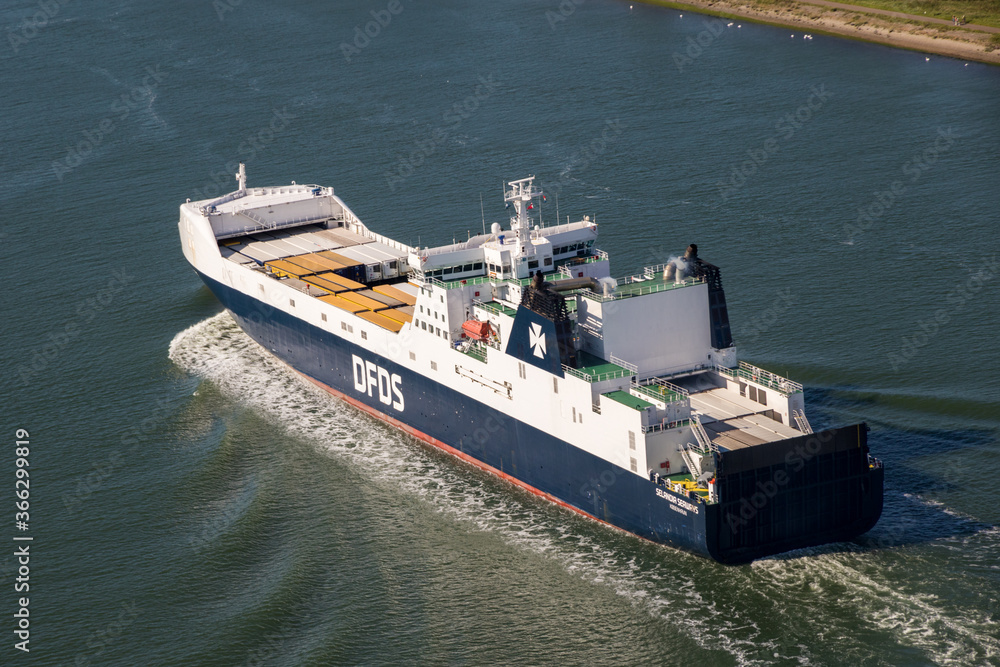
left=2, top=0, right=999, bottom=664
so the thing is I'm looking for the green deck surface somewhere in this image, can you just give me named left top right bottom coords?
left=612, top=274, right=698, bottom=299
left=633, top=382, right=685, bottom=405
left=479, top=301, right=516, bottom=317
left=603, top=390, right=654, bottom=411
left=575, top=350, right=629, bottom=378
left=460, top=344, right=488, bottom=363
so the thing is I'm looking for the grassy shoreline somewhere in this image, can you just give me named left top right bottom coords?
left=637, top=0, right=1000, bottom=64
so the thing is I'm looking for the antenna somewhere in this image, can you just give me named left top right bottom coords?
left=555, top=194, right=559, bottom=227
left=480, top=193, right=486, bottom=235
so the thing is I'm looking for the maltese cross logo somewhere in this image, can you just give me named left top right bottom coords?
left=528, top=322, right=547, bottom=359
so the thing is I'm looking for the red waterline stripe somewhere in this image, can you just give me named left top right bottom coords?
left=296, top=370, right=625, bottom=534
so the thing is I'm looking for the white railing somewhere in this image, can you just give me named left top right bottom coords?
left=610, top=355, right=637, bottom=373
left=562, top=364, right=632, bottom=384
left=631, top=376, right=689, bottom=404
left=715, top=361, right=803, bottom=395
left=579, top=275, right=704, bottom=303
left=359, top=229, right=414, bottom=254
left=689, top=414, right=718, bottom=454
left=641, top=418, right=690, bottom=434
left=216, top=214, right=335, bottom=240
left=792, top=409, right=813, bottom=434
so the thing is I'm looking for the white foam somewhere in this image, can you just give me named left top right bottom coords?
left=752, top=549, right=1000, bottom=664
left=169, top=313, right=1000, bottom=665
left=168, top=313, right=791, bottom=664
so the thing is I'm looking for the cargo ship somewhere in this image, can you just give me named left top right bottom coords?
left=178, top=165, right=883, bottom=564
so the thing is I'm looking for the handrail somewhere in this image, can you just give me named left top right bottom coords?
left=215, top=214, right=335, bottom=240
left=423, top=275, right=494, bottom=290
left=634, top=376, right=689, bottom=397
left=641, top=418, right=691, bottom=434
left=473, top=299, right=516, bottom=318
left=579, top=276, right=704, bottom=303
left=562, top=364, right=632, bottom=383
left=458, top=342, right=488, bottom=363
left=715, top=361, right=803, bottom=395
left=631, top=380, right=689, bottom=406
left=610, top=355, right=637, bottom=373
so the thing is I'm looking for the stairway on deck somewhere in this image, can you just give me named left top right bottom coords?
left=688, top=387, right=800, bottom=451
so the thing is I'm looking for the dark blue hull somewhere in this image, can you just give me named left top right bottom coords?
left=196, top=271, right=882, bottom=564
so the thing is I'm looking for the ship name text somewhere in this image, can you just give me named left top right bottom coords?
left=656, top=486, right=699, bottom=515
left=352, top=355, right=404, bottom=411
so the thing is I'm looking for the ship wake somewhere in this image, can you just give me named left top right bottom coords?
left=169, top=312, right=999, bottom=666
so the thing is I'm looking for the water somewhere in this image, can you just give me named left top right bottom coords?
left=2, top=0, right=999, bottom=664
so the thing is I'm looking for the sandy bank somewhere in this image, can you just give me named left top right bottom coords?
left=642, top=0, right=1000, bottom=65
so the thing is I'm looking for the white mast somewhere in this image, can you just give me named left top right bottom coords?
left=236, top=163, right=247, bottom=194
left=505, top=176, right=542, bottom=255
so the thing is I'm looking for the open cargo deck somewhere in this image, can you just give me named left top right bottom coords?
left=218, top=223, right=417, bottom=332
left=181, top=169, right=883, bottom=564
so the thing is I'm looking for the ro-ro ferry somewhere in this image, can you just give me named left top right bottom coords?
left=178, top=165, right=883, bottom=563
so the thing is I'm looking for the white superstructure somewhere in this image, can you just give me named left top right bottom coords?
left=179, top=167, right=812, bottom=503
